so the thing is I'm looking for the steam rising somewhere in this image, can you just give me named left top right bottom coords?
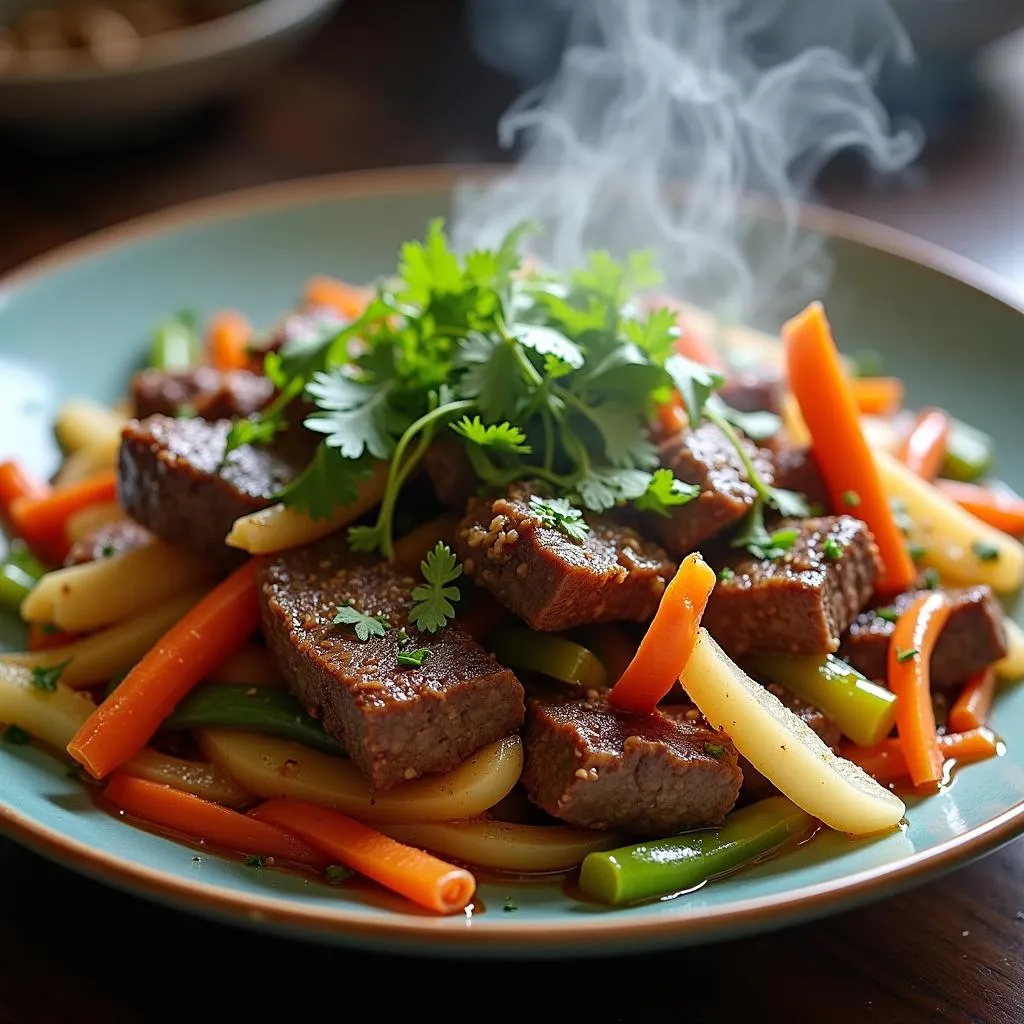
left=455, top=0, right=922, bottom=324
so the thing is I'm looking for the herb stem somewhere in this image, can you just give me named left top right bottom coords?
left=705, top=404, right=773, bottom=504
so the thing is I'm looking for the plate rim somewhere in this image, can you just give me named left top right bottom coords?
left=2, top=163, right=1023, bottom=954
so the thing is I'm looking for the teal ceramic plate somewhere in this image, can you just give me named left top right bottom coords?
left=1, top=167, right=1022, bottom=957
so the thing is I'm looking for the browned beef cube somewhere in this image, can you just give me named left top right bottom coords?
left=424, top=435, right=478, bottom=512
left=773, top=444, right=831, bottom=516
left=645, top=423, right=775, bottom=556
left=453, top=488, right=675, bottom=632
left=119, top=415, right=300, bottom=571
left=259, top=546, right=524, bottom=789
left=719, top=370, right=784, bottom=415
left=703, top=516, right=881, bottom=657
left=131, top=367, right=274, bottom=421
left=839, top=585, right=1008, bottom=692
left=64, top=519, right=152, bottom=566
left=522, top=694, right=741, bottom=835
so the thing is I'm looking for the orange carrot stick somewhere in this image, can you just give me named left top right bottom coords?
left=783, top=303, right=915, bottom=595
left=887, top=592, right=951, bottom=789
left=0, top=460, right=51, bottom=520
left=207, top=310, right=252, bottom=372
left=303, top=276, right=372, bottom=320
left=935, top=480, right=1024, bottom=537
left=948, top=668, right=997, bottom=733
left=251, top=799, right=476, bottom=915
left=608, top=553, right=716, bottom=714
left=68, top=560, right=260, bottom=779
left=27, top=623, right=78, bottom=651
left=899, top=407, right=952, bottom=481
left=848, top=377, right=904, bottom=416
left=103, top=775, right=326, bottom=868
left=9, top=469, right=117, bottom=561
left=656, top=394, right=687, bottom=437
left=841, top=728, right=999, bottom=784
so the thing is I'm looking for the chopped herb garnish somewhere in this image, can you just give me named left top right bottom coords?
left=326, top=864, right=353, bottom=884
left=842, top=490, right=861, bottom=508
left=920, top=568, right=940, bottom=590
left=703, top=742, right=725, bottom=758
left=876, top=607, right=900, bottom=623
left=850, top=349, right=884, bottom=378
left=632, top=468, right=699, bottom=518
left=397, top=647, right=432, bottom=668
left=409, top=542, right=462, bottom=634
left=3, top=725, right=30, bottom=746
left=896, top=646, right=918, bottom=664
left=529, top=495, right=590, bottom=544
left=450, top=415, right=532, bottom=454
left=333, top=603, right=389, bottom=641
left=30, top=658, right=72, bottom=692
left=174, top=402, right=197, bottom=419
left=717, top=567, right=735, bottom=582
left=822, top=537, right=844, bottom=561
left=972, top=540, right=1000, bottom=562
left=717, top=404, right=782, bottom=443
left=769, top=528, right=799, bottom=551
left=503, top=900, right=519, bottom=913
left=244, top=855, right=265, bottom=870
left=100, top=543, right=117, bottom=558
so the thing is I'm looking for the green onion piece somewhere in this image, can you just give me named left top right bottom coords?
left=5, top=540, right=46, bottom=581
left=941, top=419, right=994, bottom=483
left=0, top=560, right=38, bottom=614
left=162, top=684, right=344, bottom=756
left=486, top=624, right=607, bottom=689
left=150, top=314, right=199, bottom=371
left=579, top=797, right=812, bottom=905
left=748, top=652, right=898, bottom=748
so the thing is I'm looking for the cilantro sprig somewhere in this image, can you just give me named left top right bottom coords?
left=409, top=542, right=463, bottom=633
left=333, top=603, right=389, bottom=641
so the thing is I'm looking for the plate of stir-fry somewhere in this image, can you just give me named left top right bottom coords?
left=0, top=168, right=1022, bottom=956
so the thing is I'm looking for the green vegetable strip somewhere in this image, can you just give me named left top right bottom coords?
left=747, top=652, right=898, bottom=748
left=941, top=419, right=994, bottom=483
left=161, top=684, right=344, bottom=756
left=0, top=559, right=39, bottom=614
left=150, top=315, right=199, bottom=371
left=486, top=624, right=607, bottom=689
left=579, top=797, right=813, bottom=905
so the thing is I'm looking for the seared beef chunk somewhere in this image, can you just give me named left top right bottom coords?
left=719, top=371, right=784, bottom=415
left=453, top=488, right=675, bottom=632
left=839, top=585, right=1008, bottom=692
left=646, top=423, right=775, bottom=556
left=64, top=519, right=152, bottom=566
left=259, top=547, right=524, bottom=789
left=522, top=694, right=741, bottom=835
left=131, top=367, right=274, bottom=421
left=703, top=516, right=881, bottom=657
left=424, top=435, right=478, bottom=512
left=773, top=444, right=831, bottom=516
left=119, top=415, right=299, bottom=570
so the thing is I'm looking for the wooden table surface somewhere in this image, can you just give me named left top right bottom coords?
left=2, top=4, right=1023, bottom=1022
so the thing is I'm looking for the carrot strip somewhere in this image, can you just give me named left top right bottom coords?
left=948, top=668, right=997, bottom=733
left=207, top=310, right=252, bottom=372
left=674, top=327, right=727, bottom=372
left=849, top=377, right=904, bottom=416
left=887, top=592, right=951, bottom=789
left=656, top=394, right=687, bottom=436
left=841, top=728, right=999, bottom=784
left=935, top=480, right=1024, bottom=537
left=303, top=276, right=372, bottom=320
left=27, top=623, right=78, bottom=651
left=9, top=469, right=117, bottom=562
left=103, top=775, right=326, bottom=868
left=0, top=461, right=51, bottom=518
left=67, top=560, right=260, bottom=779
left=783, top=303, right=915, bottom=595
left=608, top=553, right=716, bottom=713
left=899, top=408, right=951, bottom=481
left=251, top=799, right=476, bottom=915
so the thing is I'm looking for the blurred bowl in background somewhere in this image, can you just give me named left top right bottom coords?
left=0, top=0, right=344, bottom=145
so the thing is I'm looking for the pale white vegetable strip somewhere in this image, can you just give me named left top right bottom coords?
left=680, top=629, right=906, bottom=835
left=0, top=665, right=251, bottom=805
left=198, top=729, right=522, bottom=823
left=0, top=589, right=205, bottom=688
left=380, top=820, right=621, bottom=873
left=54, top=442, right=118, bottom=487
left=55, top=398, right=126, bottom=454
left=875, top=450, right=1024, bottom=594
left=65, top=501, right=125, bottom=543
left=996, top=617, right=1024, bottom=682
left=225, top=462, right=388, bottom=554
left=21, top=540, right=216, bottom=633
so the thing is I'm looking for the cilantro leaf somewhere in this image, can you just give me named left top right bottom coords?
left=276, top=444, right=374, bottom=521
left=769, top=486, right=810, bottom=519
left=409, top=542, right=463, bottom=633
left=634, top=469, right=700, bottom=517
left=715, top=402, right=783, bottom=443
left=515, top=324, right=584, bottom=370
left=397, top=647, right=432, bottom=668
left=304, top=369, right=397, bottom=461
left=575, top=466, right=651, bottom=513
left=333, top=603, right=389, bottom=641
left=624, top=307, right=679, bottom=365
left=571, top=250, right=662, bottom=306
left=583, top=401, right=658, bottom=469
left=398, top=218, right=464, bottom=305
left=30, top=659, right=71, bottom=692
left=450, top=415, right=531, bottom=454
left=529, top=495, right=590, bottom=543
left=455, top=332, right=527, bottom=423
left=730, top=499, right=773, bottom=554
left=664, top=353, right=725, bottom=429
